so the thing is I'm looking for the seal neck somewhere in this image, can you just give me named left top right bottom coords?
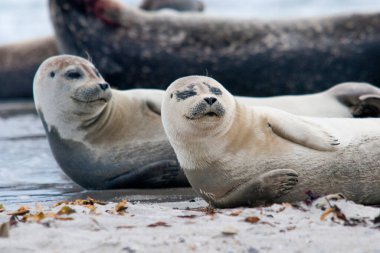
left=79, top=98, right=118, bottom=143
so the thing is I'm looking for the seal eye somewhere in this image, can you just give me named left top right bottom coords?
left=50, top=71, right=55, bottom=78
left=65, top=70, right=82, bottom=80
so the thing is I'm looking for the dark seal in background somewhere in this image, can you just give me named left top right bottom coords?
left=49, top=0, right=380, bottom=97
left=0, top=0, right=203, bottom=99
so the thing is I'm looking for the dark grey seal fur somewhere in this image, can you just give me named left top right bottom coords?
left=49, top=0, right=380, bottom=96
left=140, top=0, right=204, bottom=12
left=39, top=111, right=183, bottom=189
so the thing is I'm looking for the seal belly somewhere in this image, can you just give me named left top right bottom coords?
left=47, top=125, right=182, bottom=189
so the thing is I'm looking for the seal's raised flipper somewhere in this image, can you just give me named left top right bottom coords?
left=352, top=94, right=380, bottom=118
left=329, top=82, right=380, bottom=103
left=265, top=110, right=340, bottom=151
left=104, top=160, right=180, bottom=188
left=212, top=169, right=299, bottom=208
left=328, top=82, right=380, bottom=117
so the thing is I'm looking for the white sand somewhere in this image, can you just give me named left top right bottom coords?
left=0, top=197, right=379, bottom=253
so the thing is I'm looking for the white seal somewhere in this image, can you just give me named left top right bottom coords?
left=162, top=75, right=380, bottom=207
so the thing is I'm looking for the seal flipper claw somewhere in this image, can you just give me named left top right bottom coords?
left=211, top=169, right=299, bottom=208
left=104, top=160, right=180, bottom=188
left=259, top=169, right=299, bottom=199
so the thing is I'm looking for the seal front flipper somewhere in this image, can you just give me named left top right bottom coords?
left=211, top=169, right=299, bottom=208
left=104, top=160, right=180, bottom=188
left=352, top=94, right=380, bottom=118
left=265, top=109, right=340, bottom=151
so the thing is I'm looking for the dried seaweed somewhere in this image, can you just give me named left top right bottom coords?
left=147, top=221, right=170, bottom=228
left=177, top=215, right=198, bottom=219
left=244, top=216, right=260, bottom=224
left=304, top=190, right=320, bottom=205
left=115, top=200, right=128, bottom=215
left=57, top=206, right=76, bottom=215
left=7, top=206, right=30, bottom=216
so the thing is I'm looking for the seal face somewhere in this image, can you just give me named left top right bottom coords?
left=163, top=76, right=236, bottom=139
left=162, top=75, right=380, bottom=208
left=174, top=82, right=225, bottom=119
left=34, top=54, right=112, bottom=130
left=34, top=55, right=185, bottom=189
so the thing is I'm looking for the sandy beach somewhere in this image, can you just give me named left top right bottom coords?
left=0, top=196, right=379, bottom=253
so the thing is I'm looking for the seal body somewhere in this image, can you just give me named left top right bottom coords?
left=240, top=82, right=380, bottom=118
left=162, top=76, right=380, bottom=207
left=49, top=0, right=380, bottom=96
left=0, top=37, right=58, bottom=98
left=140, top=0, right=204, bottom=12
left=34, top=55, right=185, bottom=189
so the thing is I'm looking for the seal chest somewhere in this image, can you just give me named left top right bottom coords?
left=161, top=75, right=380, bottom=208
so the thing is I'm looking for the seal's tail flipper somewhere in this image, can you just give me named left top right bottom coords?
left=104, top=160, right=181, bottom=188
left=352, top=94, right=380, bottom=118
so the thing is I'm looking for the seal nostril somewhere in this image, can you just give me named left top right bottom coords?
left=204, top=97, right=217, bottom=105
left=99, top=83, right=109, bottom=91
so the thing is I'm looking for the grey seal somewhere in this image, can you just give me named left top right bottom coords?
left=33, top=55, right=186, bottom=189
left=49, top=0, right=380, bottom=96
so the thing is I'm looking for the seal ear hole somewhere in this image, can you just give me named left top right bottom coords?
left=50, top=71, right=55, bottom=78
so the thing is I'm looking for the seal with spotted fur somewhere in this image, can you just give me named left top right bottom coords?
left=162, top=76, right=380, bottom=207
left=33, top=55, right=186, bottom=189
left=49, top=0, right=380, bottom=95
left=140, top=0, right=204, bottom=12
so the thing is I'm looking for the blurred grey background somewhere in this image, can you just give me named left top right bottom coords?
left=2, top=0, right=380, bottom=45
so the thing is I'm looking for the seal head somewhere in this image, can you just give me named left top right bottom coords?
left=162, top=75, right=236, bottom=138
left=34, top=55, right=111, bottom=128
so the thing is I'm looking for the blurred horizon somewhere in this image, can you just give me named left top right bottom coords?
left=2, top=0, right=380, bottom=45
